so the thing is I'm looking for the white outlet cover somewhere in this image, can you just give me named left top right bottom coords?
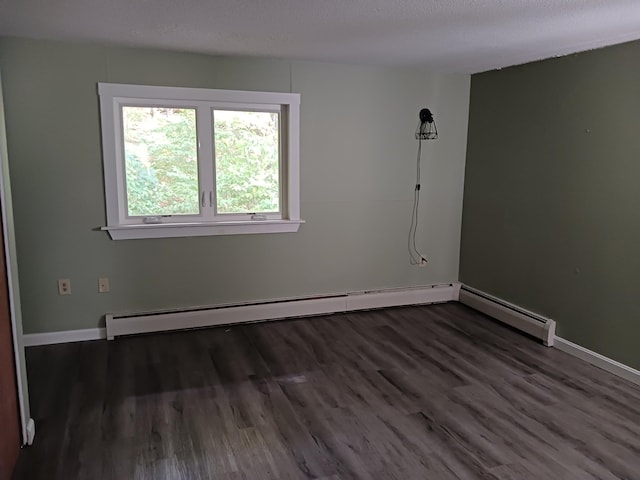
left=58, top=279, right=71, bottom=295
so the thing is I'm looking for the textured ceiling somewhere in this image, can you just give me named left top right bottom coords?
left=1, top=0, right=640, bottom=73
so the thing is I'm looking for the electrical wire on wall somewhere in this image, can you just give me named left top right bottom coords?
left=408, top=108, right=438, bottom=266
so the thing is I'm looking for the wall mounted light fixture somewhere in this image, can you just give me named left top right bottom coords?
left=409, top=108, right=438, bottom=266
left=415, top=108, right=438, bottom=140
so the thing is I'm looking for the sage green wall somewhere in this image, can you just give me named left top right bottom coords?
left=0, top=38, right=470, bottom=334
left=461, top=40, right=640, bottom=369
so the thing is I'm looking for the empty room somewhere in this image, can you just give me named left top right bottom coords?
left=0, top=0, right=639, bottom=478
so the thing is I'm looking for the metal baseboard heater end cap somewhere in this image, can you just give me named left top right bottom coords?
left=459, top=285, right=556, bottom=347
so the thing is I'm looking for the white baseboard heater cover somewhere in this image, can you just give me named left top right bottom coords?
left=106, top=283, right=460, bottom=340
left=458, top=285, right=556, bottom=347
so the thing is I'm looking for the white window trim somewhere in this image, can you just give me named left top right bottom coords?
left=98, top=83, right=303, bottom=240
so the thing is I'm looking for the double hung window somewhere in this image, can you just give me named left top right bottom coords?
left=98, top=83, right=301, bottom=239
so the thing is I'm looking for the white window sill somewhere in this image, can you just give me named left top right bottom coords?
left=101, top=220, right=305, bottom=240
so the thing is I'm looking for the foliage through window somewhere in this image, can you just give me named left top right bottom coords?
left=98, top=83, right=301, bottom=240
left=214, top=110, right=280, bottom=215
left=123, top=106, right=199, bottom=216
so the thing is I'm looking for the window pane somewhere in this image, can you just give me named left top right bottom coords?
left=122, top=106, right=199, bottom=216
left=214, top=110, right=280, bottom=214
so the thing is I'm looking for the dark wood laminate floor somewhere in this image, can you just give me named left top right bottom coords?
left=12, top=303, right=640, bottom=479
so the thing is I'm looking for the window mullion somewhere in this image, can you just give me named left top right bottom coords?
left=196, top=103, right=215, bottom=221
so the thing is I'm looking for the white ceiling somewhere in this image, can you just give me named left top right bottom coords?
left=1, top=0, right=640, bottom=73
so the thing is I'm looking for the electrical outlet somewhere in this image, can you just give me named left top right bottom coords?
left=98, top=277, right=110, bottom=293
left=58, top=278, right=71, bottom=295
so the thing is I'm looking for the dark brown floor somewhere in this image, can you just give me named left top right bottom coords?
left=12, top=303, right=640, bottom=479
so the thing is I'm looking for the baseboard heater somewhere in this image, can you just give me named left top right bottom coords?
left=105, top=283, right=460, bottom=340
left=458, top=285, right=556, bottom=347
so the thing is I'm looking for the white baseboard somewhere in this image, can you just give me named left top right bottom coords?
left=20, top=286, right=640, bottom=389
left=23, top=283, right=459, bottom=344
left=107, top=283, right=460, bottom=340
left=106, top=296, right=347, bottom=340
left=23, top=327, right=106, bottom=346
left=346, top=284, right=460, bottom=311
left=459, top=285, right=556, bottom=346
left=554, top=337, right=640, bottom=387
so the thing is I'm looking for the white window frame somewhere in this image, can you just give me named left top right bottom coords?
left=98, top=83, right=303, bottom=240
